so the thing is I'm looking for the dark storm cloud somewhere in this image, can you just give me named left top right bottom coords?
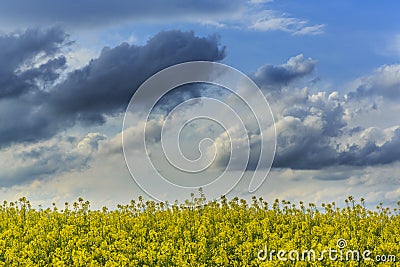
left=0, top=28, right=225, bottom=147
left=0, top=27, right=68, bottom=98
left=0, top=28, right=70, bottom=146
left=47, top=30, right=225, bottom=124
left=253, top=54, right=317, bottom=91
left=20, top=56, right=67, bottom=86
left=0, top=0, right=242, bottom=28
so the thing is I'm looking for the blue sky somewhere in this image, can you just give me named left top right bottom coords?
left=0, top=0, right=400, bottom=208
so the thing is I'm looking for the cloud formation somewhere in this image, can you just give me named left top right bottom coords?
left=100, top=54, right=400, bottom=174
left=2, top=29, right=400, bottom=188
left=48, top=31, right=225, bottom=123
left=241, top=7, right=325, bottom=35
left=201, top=6, right=325, bottom=36
left=0, top=133, right=106, bottom=187
left=0, top=28, right=70, bottom=146
left=249, top=13, right=325, bottom=36
left=254, top=54, right=317, bottom=91
left=339, top=126, right=400, bottom=166
left=193, top=56, right=400, bottom=171
left=0, top=27, right=68, bottom=98
left=270, top=86, right=400, bottom=169
left=347, top=64, right=400, bottom=100
left=0, top=28, right=225, bottom=147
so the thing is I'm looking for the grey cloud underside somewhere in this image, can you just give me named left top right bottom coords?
left=0, top=133, right=106, bottom=187
left=273, top=127, right=400, bottom=170
left=0, top=28, right=225, bottom=147
left=346, top=65, right=400, bottom=100
left=253, top=54, right=317, bottom=91
left=339, top=128, right=400, bottom=166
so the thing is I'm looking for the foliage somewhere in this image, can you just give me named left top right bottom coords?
left=0, top=193, right=399, bottom=266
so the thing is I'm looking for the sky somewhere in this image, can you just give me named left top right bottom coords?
left=0, top=0, right=400, bottom=209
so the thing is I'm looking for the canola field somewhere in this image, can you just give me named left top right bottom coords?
left=0, top=193, right=399, bottom=266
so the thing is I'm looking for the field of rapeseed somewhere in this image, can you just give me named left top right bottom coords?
left=0, top=192, right=399, bottom=266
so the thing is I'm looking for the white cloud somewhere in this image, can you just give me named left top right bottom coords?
left=246, top=10, right=324, bottom=35
left=196, top=5, right=325, bottom=36
left=250, top=17, right=305, bottom=32
left=66, top=48, right=97, bottom=70
left=293, top=24, right=325, bottom=36
left=0, top=132, right=106, bottom=187
left=77, top=132, right=107, bottom=153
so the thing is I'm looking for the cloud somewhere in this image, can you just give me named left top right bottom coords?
left=254, top=54, right=317, bottom=91
left=0, top=1, right=325, bottom=38
left=0, top=0, right=243, bottom=29
left=251, top=17, right=304, bottom=32
left=0, top=28, right=70, bottom=146
left=0, top=133, right=106, bottom=187
left=65, top=48, right=98, bottom=70
left=338, top=126, right=400, bottom=166
left=3, top=29, right=400, bottom=191
left=0, top=28, right=225, bottom=147
left=201, top=7, right=325, bottom=36
left=248, top=10, right=325, bottom=35
left=47, top=30, right=225, bottom=121
left=293, top=24, right=325, bottom=36
left=248, top=58, right=400, bottom=170
left=77, top=132, right=107, bottom=152
left=113, top=55, right=400, bottom=172
left=270, top=86, right=400, bottom=169
left=269, top=84, right=400, bottom=169
left=270, top=89, right=346, bottom=169
left=347, top=64, right=400, bottom=100
left=0, top=27, right=68, bottom=98
left=189, top=56, right=400, bottom=171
